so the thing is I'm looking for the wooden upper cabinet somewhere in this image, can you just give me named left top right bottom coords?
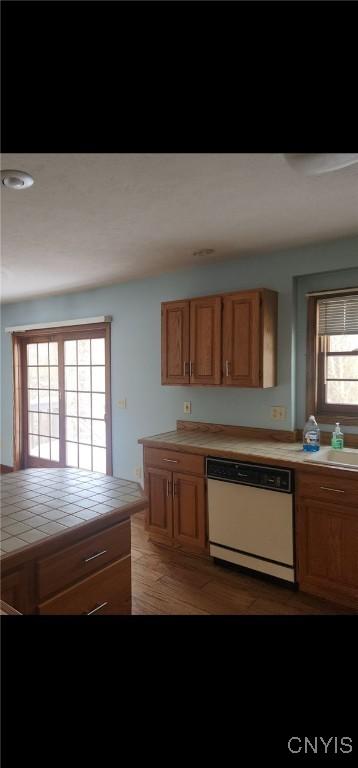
left=223, top=291, right=260, bottom=387
left=161, top=288, right=277, bottom=388
left=161, top=301, right=190, bottom=385
left=190, top=296, right=222, bottom=385
left=223, top=289, right=277, bottom=388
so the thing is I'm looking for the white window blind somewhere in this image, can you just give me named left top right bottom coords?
left=318, top=294, right=358, bottom=336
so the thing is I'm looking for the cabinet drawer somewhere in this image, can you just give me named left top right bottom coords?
left=38, top=556, right=131, bottom=615
left=144, top=447, right=204, bottom=475
left=37, top=519, right=130, bottom=601
left=297, top=471, right=358, bottom=508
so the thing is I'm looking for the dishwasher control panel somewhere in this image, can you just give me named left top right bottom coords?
left=206, top=457, right=293, bottom=493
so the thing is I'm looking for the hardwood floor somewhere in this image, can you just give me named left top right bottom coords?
left=131, top=511, right=354, bottom=615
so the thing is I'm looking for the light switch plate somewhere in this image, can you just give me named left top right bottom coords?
left=271, top=406, right=286, bottom=420
left=184, top=401, right=192, bottom=414
left=118, top=399, right=127, bottom=409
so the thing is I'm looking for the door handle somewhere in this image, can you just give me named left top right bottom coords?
left=173, top=480, right=178, bottom=497
left=84, top=549, right=108, bottom=563
left=86, top=601, right=108, bottom=615
left=225, top=360, right=231, bottom=377
left=189, top=361, right=194, bottom=377
left=167, top=479, right=172, bottom=496
left=320, top=486, right=345, bottom=493
left=184, top=361, right=189, bottom=376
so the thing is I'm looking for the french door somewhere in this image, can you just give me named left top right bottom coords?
left=16, top=323, right=112, bottom=474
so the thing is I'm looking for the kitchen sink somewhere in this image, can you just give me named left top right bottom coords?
left=303, top=445, right=358, bottom=469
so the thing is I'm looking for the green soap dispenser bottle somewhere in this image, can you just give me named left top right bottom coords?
left=331, top=423, right=344, bottom=449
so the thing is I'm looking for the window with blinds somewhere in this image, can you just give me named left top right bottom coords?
left=318, top=294, right=358, bottom=336
left=312, top=291, right=358, bottom=418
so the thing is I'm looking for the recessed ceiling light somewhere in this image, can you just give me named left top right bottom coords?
left=1, top=170, right=34, bottom=189
left=192, top=248, right=215, bottom=257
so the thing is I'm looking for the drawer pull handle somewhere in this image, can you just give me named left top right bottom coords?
left=162, top=458, right=178, bottom=463
left=84, top=549, right=108, bottom=563
left=86, top=601, right=108, bottom=615
left=320, top=486, right=345, bottom=493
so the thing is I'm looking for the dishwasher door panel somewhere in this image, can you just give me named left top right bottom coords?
left=207, top=478, right=294, bottom=565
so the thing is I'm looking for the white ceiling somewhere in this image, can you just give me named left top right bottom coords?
left=1, top=153, right=358, bottom=303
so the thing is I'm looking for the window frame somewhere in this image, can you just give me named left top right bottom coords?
left=306, top=293, right=358, bottom=426
left=13, top=322, right=112, bottom=474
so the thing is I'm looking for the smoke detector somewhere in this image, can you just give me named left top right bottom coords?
left=1, top=170, right=34, bottom=189
left=283, top=153, right=358, bottom=176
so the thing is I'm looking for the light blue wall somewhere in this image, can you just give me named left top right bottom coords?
left=1, top=236, right=357, bottom=479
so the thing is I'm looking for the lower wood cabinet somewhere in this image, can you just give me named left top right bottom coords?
left=296, top=472, right=358, bottom=610
left=0, top=563, right=35, bottom=614
left=146, top=467, right=173, bottom=539
left=36, top=518, right=130, bottom=601
left=173, top=472, right=206, bottom=550
left=38, top=556, right=131, bottom=615
left=144, top=450, right=207, bottom=552
left=0, top=518, right=132, bottom=615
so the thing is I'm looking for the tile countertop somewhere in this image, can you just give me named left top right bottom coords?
left=138, top=430, right=358, bottom=476
left=0, top=467, right=146, bottom=560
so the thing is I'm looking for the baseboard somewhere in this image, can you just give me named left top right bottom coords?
left=0, top=464, right=14, bottom=473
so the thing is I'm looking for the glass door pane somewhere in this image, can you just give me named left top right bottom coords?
left=27, top=341, right=60, bottom=464
left=64, top=337, right=107, bottom=473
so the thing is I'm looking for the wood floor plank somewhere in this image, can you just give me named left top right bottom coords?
left=157, top=574, right=256, bottom=615
left=131, top=513, right=354, bottom=615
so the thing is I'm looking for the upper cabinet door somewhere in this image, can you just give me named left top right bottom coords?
left=222, top=291, right=261, bottom=387
left=189, top=296, right=222, bottom=385
left=161, top=301, right=190, bottom=384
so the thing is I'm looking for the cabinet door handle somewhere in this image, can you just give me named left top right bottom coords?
left=86, top=601, right=108, bottom=615
left=84, top=549, right=108, bottom=563
left=320, top=486, right=345, bottom=493
left=162, top=458, right=178, bottom=463
left=184, top=361, right=189, bottom=376
left=167, top=479, right=172, bottom=496
left=173, top=480, right=178, bottom=497
left=225, top=360, right=231, bottom=377
left=189, top=361, right=194, bottom=377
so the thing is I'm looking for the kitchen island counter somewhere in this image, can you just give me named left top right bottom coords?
left=0, top=467, right=147, bottom=614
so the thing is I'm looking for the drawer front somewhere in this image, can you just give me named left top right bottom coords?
left=37, top=519, right=130, bottom=601
left=38, top=556, right=131, bottom=615
left=144, top=447, right=204, bottom=475
left=297, top=471, right=358, bottom=508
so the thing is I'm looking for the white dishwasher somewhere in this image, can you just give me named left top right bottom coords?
left=207, top=457, right=295, bottom=583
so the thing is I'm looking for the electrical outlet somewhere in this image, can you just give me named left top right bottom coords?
left=135, top=466, right=142, bottom=479
left=118, top=399, right=127, bottom=409
left=271, top=406, right=287, bottom=420
left=184, top=401, right=192, bottom=414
